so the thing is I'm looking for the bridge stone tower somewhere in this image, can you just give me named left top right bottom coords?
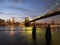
left=25, top=17, right=30, bottom=27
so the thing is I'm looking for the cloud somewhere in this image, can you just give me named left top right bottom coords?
left=8, top=0, right=26, bottom=3
left=6, top=13, right=15, bottom=15
left=0, top=12, right=3, bottom=14
left=7, top=6, right=36, bottom=14
left=0, top=0, right=27, bottom=3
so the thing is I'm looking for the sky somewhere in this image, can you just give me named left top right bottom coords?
left=0, top=0, right=60, bottom=23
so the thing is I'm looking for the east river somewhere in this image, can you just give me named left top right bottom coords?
left=0, top=27, right=60, bottom=45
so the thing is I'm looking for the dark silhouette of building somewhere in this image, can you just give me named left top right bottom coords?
left=0, top=19, right=5, bottom=26
left=15, top=22, right=20, bottom=26
left=5, top=20, right=11, bottom=26
left=44, top=23, right=48, bottom=27
left=57, top=23, right=60, bottom=31
left=51, top=20, right=55, bottom=26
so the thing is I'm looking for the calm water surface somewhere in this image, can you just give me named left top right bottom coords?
left=0, top=27, right=60, bottom=45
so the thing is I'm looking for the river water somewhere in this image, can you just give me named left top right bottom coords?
left=0, top=27, right=60, bottom=45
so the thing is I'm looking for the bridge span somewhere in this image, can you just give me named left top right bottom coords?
left=25, top=9, right=60, bottom=27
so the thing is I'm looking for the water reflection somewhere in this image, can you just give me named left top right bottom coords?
left=0, top=27, right=60, bottom=45
left=45, top=38, right=51, bottom=45
left=10, top=26, right=15, bottom=36
left=24, top=27, right=37, bottom=45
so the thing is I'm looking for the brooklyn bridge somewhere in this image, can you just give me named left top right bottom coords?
left=25, top=9, right=60, bottom=27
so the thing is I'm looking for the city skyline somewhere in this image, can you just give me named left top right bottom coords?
left=0, top=0, right=60, bottom=23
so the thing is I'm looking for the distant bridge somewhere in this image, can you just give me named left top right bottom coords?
left=27, top=9, right=60, bottom=23
left=25, top=9, right=60, bottom=27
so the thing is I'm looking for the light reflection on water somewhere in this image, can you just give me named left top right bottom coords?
left=0, top=27, right=60, bottom=45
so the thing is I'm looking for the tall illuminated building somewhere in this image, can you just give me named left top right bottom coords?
left=11, top=17, right=15, bottom=27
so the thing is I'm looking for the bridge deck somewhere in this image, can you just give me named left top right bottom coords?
left=26, top=9, right=60, bottom=23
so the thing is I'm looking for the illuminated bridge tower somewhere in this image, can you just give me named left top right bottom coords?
left=25, top=17, right=30, bottom=27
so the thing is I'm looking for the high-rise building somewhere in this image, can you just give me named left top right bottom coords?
left=12, top=17, right=15, bottom=23
left=11, top=17, right=15, bottom=27
left=51, top=21, right=54, bottom=25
